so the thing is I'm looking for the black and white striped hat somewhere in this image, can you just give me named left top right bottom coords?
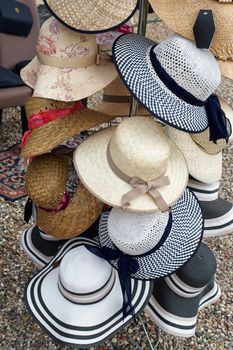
left=112, top=34, right=221, bottom=133
left=188, top=177, right=233, bottom=237
left=145, top=243, right=221, bottom=337
left=98, top=189, right=204, bottom=280
left=24, top=237, right=152, bottom=348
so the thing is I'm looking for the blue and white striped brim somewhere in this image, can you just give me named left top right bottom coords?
left=112, top=33, right=209, bottom=133
left=98, top=189, right=204, bottom=280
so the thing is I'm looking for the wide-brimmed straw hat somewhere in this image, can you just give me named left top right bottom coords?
left=20, top=97, right=116, bottom=158
left=25, top=154, right=103, bottom=239
left=218, top=60, right=233, bottom=80
left=98, top=188, right=204, bottom=280
left=166, top=126, right=223, bottom=184
left=74, top=117, right=188, bottom=212
left=93, top=76, right=150, bottom=117
left=20, top=17, right=117, bottom=102
left=188, top=177, right=233, bottom=237
left=25, top=237, right=152, bottom=348
left=145, top=243, right=221, bottom=337
left=148, top=0, right=233, bottom=62
left=113, top=34, right=222, bottom=134
left=43, top=0, right=139, bottom=34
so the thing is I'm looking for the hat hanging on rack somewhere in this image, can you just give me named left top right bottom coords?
left=96, top=188, right=204, bottom=280
left=74, top=117, right=188, bottom=212
left=145, top=243, right=221, bottom=337
left=25, top=154, right=103, bottom=239
left=188, top=177, right=233, bottom=237
left=20, top=17, right=117, bottom=102
left=24, top=237, right=152, bottom=348
left=112, top=34, right=228, bottom=140
left=20, top=97, right=116, bottom=158
left=42, top=0, right=139, bottom=34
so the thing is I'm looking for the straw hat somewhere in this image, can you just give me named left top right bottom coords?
left=74, top=117, right=188, bottom=212
left=20, top=97, right=116, bottom=158
left=188, top=177, right=233, bottom=237
left=25, top=237, right=152, bottom=348
left=98, top=188, right=204, bottom=280
left=43, top=0, right=139, bottom=33
left=148, top=0, right=233, bottom=62
left=113, top=34, right=221, bottom=133
left=25, top=154, right=103, bottom=239
left=218, top=60, right=233, bottom=80
left=145, top=243, right=221, bottom=337
left=92, top=76, right=150, bottom=117
left=166, top=126, right=222, bottom=184
left=20, top=17, right=117, bottom=102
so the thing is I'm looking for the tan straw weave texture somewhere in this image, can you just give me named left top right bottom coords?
left=149, top=0, right=233, bottom=61
left=25, top=154, right=69, bottom=209
left=20, top=97, right=116, bottom=158
left=45, top=0, right=138, bottom=32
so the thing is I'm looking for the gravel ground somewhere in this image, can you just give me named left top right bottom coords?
left=0, top=6, right=233, bottom=350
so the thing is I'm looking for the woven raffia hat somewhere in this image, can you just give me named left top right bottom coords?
left=25, top=154, right=103, bottom=239
left=20, top=17, right=117, bottom=102
left=43, top=0, right=139, bottom=34
left=20, top=97, right=116, bottom=158
left=145, top=243, right=221, bottom=337
left=25, top=237, right=152, bottom=347
left=93, top=76, right=149, bottom=117
left=148, top=0, right=233, bottom=62
left=74, top=117, right=188, bottom=212
left=166, top=125, right=222, bottom=184
left=113, top=34, right=221, bottom=133
left=98, top=189, right=204, bottom=280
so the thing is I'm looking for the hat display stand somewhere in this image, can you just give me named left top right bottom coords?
left=17, top=0, right=230, bottom=348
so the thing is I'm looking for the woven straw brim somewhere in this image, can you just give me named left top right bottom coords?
left=36, top=182, right=103, bottom=239
left=149, top=0, right=233, bottom=60
left=20, top=56, right=117, bottom=102
left=166, top=126, right=222, bottom=184
left=191, top=129, right=227, bottom=155
left=44, top=0, right=138, bottom=33
left=20, top=108, right=116, bottom=158
left=73, top=126, right=188, bottom=213
left=25, top=154, right=70, bottom=209
left=218, top=60, right=233, bottom=80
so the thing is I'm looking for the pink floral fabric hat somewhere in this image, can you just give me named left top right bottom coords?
left=20, top=17, right=117, bottom=102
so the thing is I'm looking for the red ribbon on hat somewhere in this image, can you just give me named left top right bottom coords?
left=21, top=101, right=84, bottom=147
left=115, top=24, right=133, bottom=34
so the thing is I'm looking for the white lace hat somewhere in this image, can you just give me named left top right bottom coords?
left=98, top=189, right=204, bottom=280
left=24, top=237, right=152, bottom=347
left=74, top=117, right=188, bottom=212
left=112, top=34, right=222, bottom=133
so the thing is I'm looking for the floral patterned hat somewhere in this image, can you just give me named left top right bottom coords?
left=20, top=17, right=117, bottom=102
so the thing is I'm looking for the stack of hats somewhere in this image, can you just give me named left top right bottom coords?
left=19, top=0, right=232, bottom=347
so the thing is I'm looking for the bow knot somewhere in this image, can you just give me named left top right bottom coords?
left=122, top=176, right=170, bottom=212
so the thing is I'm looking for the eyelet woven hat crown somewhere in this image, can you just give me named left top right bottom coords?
left=25, top=154, right=103, bottom=239
left=188, top=177, right=233, bottom=237
left=166, top=124, right=223, bottom=184
left=93, top=76, right=150, bottom=117
left=43, top=0, right=139, bottom=34
left=148, top=0, right=233, bottom=62
left=96, top=188, right=204, bottom=280
left=20, top=17, right=117, bottom=102
left=20, top=97, right=116, bottom=158
left=113, top=33, right=229, bottom=140
left=145, top=243, right=221, bottom=337
left=74, top=117, right=188, bottom=212
left=25, top=237, right=152, bottom=348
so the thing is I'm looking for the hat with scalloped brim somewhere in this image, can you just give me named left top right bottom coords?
left=43, top=0, right=139, bottom=34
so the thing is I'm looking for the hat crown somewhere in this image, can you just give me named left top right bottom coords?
left=37, top=17, right=97, bottom=60
left=59, top=246, right=112, bottom=294
left=109, top=117, right=171, bottom=182
left=154, top=35, right=221, bottom=101
left=108, top=208, right=170, bottom=255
